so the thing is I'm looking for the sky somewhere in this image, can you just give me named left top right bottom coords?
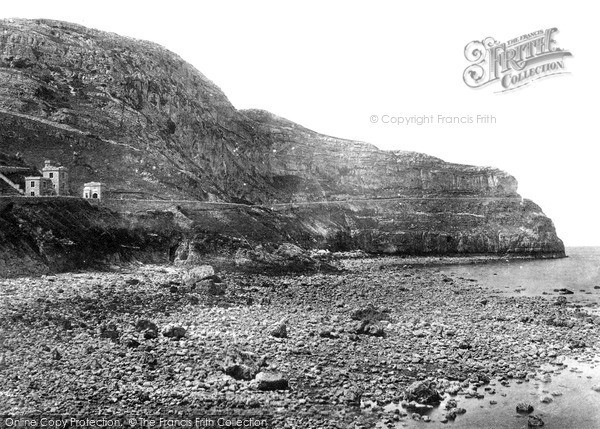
left=2, top=1, right=599, bottom=246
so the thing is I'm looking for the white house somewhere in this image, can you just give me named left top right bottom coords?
left=83, top=182, right=104, bottom=200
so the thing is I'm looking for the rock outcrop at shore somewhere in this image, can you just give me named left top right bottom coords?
left=0, top=19, right=565, bottom=258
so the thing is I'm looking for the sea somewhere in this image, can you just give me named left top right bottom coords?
left=438, top=246, right=600, bottom=307
left=392, top=247, right=600, bottom=428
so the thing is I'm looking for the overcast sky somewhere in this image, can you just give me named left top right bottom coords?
left=2, top=1, right=598, bottom=246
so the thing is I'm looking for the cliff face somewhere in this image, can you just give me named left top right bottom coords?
left=243, top=110, right=519, bottom=202
left=0, top=197, right=182, bottom=277
left=0, top=19, right=565, bottom=257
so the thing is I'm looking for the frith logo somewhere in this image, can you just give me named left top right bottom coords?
left=463, top=28, right=572, bottom=92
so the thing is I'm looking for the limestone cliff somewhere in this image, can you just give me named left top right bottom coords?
left=243, top=109, right=518, bottom=202
left=0, top=19, right=565, bottom=258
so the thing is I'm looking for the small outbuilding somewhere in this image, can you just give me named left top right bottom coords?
left=83, top=182, right=104, bottom=200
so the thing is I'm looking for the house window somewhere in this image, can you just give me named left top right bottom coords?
left=31, top=181, right=35, bottom=187
left=30, top=192, right=35, bottom=196
left=49, top=173, right=54, bottom=178
left=92, top=193, right=98, bottom=199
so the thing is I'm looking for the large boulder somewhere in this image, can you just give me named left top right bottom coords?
left=196, top=277, right=227, bottom=296
left=234, top=243, right=337, bottom=274
left=183, top=265, right=215, bottom=286
left=516, top=402, right=534, bottom=413
left=341, top=385, right=363, bottom=405
left=162, top=324, right=186, bottom=340
left=270, top=319, right=288, bottom=338
left=350, top=304, right=391, bottom=323
left=404, top=381, right=442, bottom=405
left=222, top=346, right=265, bottom=380
left=254, top=371, right=289, bottom=391
left=136, top=319, right=159, bottom=339
left=528, top=415, right=544, bottom=427
left=351, top=320, right=385, bottom=337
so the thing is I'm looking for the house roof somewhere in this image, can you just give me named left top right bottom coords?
left=84, top=182, right=104, bottom=186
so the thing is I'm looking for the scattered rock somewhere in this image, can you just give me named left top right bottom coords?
left=143, top=329, right=158, bottom=340
left=234, top=243, right=335, bottom=273
left=222, top=346, right=265, bottom=380
left=141, top=352, right=158, bottom=368
left=352, top=320, right=385, bottom=337
left=554, top=296, right=568, bottom=306
left=136, top=319, right=158, bottom=336
left=569, top=339, right=585, bottom=349
left=319, top=329, right=337, bottom=339
left=350, top=304, right=390, bottom=323
left=347, top=333, right=360, bottom=342
left=528, top=415, right=544, bottom=427
left=183, top=265, right=216, bottom=286
left=445, top=407, right=466, bottom=420
left=341, top=386, right=363, bottom=405
left=136, top=319, right=157, bottom=331
left=196, top=278, right=227, bottom=296
left=162, top=325, right=186, bottom=340
left=254, top=371, right=289, bottom=391
left=125, top=338, right=140, bottom=348
left=270, top=319, right=288, bottom=338
left=99, top=324, right=120, bottom=342
left=51, top=349, right=61, bottom=360
left=404, top=381, right=442, bottom=405
left=516, top=402, right=534, bottom=413
left=445, top=399, right=457, bottom=409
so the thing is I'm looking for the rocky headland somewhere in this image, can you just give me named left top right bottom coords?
left=0, top=18, right=564, bottom=269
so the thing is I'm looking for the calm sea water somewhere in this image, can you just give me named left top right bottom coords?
left=386, top=247, right=600, bottom=428
left=377, top=358, right=600, bottom=429
left=438, top=247, right=600, bottom=306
